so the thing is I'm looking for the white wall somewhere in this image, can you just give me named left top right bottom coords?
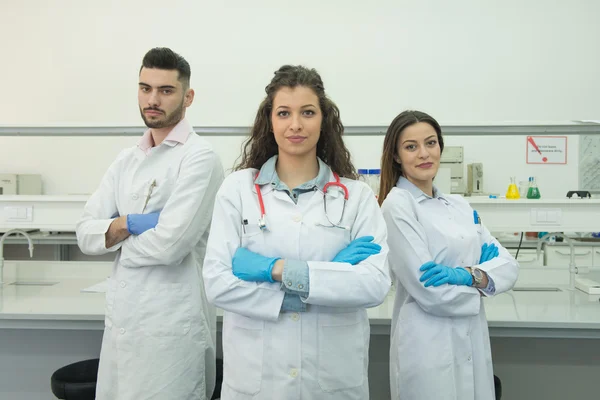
left=0, top=133, right=579, bottom=199
left=1, top=0, right=599, bottom=126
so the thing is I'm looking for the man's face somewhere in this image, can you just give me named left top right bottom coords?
left=138, top=67, right=192, bottom=129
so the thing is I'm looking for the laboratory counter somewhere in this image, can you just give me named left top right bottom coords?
left=5, top=232, right=599, bottom=248
left=1, top=261, right=599, bottom=338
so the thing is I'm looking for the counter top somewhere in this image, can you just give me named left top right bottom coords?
left=0, top=195, right=89, bottom=202
left=7, top=232, right=599, bottom=249
left=1, top=232, right=78, bottom=245
left=2, top=261, right=600, bottom=338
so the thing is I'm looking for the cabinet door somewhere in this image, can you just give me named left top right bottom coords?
left=508, top=249, right=543, bottom=267
left=545, top=246, right=594, bottom=267
left=593, top=248, right=600, bottom=268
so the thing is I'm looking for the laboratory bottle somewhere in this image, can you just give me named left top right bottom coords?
left=368, top=169, right=381, bottom=197
left=358, top=169, right=369, bottom=185
left=527, top=176, right=541, bottom=199
left=506, top=176, right=520, bottom=199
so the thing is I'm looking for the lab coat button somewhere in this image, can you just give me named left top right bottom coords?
left=291, top=313, right=299, bottom=321
left=131, top=194, right=139, bottom=200
left=298, top=284, right=303, bottom=289
left=468, top=356, right=472, bottom=361
left=120, top=281, right=126, bottom=288
left=286, top=281, right=292, bottom=287
left=120, top=328, right=126, bottom=335
left=292, top=215, right=302, bottom=223
left=289, top=368, right=298, bottom=378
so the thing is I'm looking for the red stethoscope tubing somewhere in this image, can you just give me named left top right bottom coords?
left=254, top=172, right=348, bottom=223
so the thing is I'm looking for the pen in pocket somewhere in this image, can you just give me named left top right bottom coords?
left=142, top=179, right=157, bottom=213
left=473, top=210, right=481, bottom=225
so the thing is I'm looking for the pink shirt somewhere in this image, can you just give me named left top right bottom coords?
left=138, top=118, right=193, bottom=155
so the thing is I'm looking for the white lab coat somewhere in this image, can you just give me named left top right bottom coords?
left=381, top=182, right=518, bottom=400
left=76, top=125, right=224, bottom=400
left=203, top=168, right=391, bottom=400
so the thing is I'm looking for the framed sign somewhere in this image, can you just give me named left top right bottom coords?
left=526, top=136, right=567, bottom=164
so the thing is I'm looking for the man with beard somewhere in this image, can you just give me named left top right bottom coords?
left=76, top=47, right=224, bottom=400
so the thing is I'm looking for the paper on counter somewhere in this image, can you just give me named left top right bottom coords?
left=81, top=279, right=108, bottom=293
left=572, top=120, right=600, bottom=124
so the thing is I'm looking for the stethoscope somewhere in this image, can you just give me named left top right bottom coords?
left=254, top=172, right=349, bottom=231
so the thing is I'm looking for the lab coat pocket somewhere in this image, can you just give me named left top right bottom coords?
left=142, top=173, right=176, bottom=213
left=223, top=313, right=264, bottom=395
left=104, top=279, right=117, bottom=330
left=475, top=224, right=484, bottom=243
left=314, top=225, right=351, bottom=262
left=317, top=311, right=365, bottom=392
left=241, top=223, right=265, bottom=253
left=139, top=283, right=192, bottom=336
left=397, top=302, right=452, bottom=375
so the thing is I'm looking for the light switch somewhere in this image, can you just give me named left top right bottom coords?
left=3, top=206, right=34, bottom=222
left=531, top=208, right=562, bottom=226
left=537, top=211, right=547, bottom=222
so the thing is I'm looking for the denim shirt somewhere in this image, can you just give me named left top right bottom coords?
left=254, top=155, right=332, bottom=312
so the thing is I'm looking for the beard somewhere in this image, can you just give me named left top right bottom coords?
left=140, top=100, right=185, bottom=129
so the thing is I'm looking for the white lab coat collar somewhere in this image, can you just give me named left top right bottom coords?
left=396, top=176, right=448, bottom=204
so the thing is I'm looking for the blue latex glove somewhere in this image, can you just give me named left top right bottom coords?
left=332, top=236, right=382, bottom=265
left=479, top=243, right=499, bottom=264
left=419, top=261, right=473, bottom=287
left=126, top=212, right=160, bottom=235
left=232, top=247, right=280, bottom=283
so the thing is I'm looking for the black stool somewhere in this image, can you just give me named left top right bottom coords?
left=494, top=375, right=502, bottom=400
left=51, top=359, right=99, bottom=400
left=211, top=358, right=224, bottom=400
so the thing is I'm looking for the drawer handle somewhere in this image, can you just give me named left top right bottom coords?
left=555, top=250, right=591, bottom=256
left=517, top=257, right=537, bottom=262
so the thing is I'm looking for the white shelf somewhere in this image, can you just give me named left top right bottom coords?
left=1, top=196, right=599, bottom=233
left=468, top=198, right=600, bottom=205
left=0, top=196, right=88, bottom=231
left=467, top=198, right=600, bottom=232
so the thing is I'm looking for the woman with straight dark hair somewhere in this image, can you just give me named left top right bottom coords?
left=379, top=110, right=518, bottom=399
left=203, top=65, right=391, bottom=400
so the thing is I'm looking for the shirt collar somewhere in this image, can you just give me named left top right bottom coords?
left=396, top=176, right=448, bottom=203
left=138, top=118, right=192, bottom=154
left=255, top=155, right=332, bottom=191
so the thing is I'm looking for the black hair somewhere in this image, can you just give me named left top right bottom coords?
left=140, top=47, right=191, bottom=88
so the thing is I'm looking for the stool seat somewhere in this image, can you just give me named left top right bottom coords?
left=51, top=359, right=99, bottom=400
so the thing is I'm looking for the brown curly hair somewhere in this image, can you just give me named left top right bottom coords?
left=235, top=65, right=357, bottom=179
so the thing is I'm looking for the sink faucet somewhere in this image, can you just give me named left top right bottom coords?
left=0, top=229, right=34, bottom=285
left=537, top=232, right=577, bottom=290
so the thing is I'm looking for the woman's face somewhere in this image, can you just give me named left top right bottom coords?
left=271, top=85, right=322, bottom=160
left=396, top=122, right=441, bottom=186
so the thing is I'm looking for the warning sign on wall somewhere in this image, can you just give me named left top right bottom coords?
left=526, top=136, right=567, bottom=164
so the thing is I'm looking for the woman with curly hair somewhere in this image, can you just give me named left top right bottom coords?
left=203, top=65, right=391, bottom=400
